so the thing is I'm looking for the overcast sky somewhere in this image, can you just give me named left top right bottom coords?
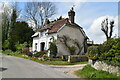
left=0, top=0, right=119, bottom=44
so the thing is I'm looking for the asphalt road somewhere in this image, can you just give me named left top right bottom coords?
left=0, top=53, right=2, bottom=79
left=0, top=53, right=73, bottom=78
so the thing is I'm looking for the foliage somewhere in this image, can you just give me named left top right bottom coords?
left=42, top=54, right=50, bottom=61
left=68, top=45, right=77, bottom=55
left=87, top=46, right=99, bottom=60
left=3, top=38, right=16, bottom=51
left=87, top=38, right=120, bottom=66
left=26, top=51, right=33, bottom=57
left=23, top=42, right=29, bottom=48
left=75, top=65, right=120, bottom=78
left=10, top=22, right=34, bottom=44
left=3, top=49, right=13, bottom=55
left=3, top=39, right=10, bottom=50
left=2, top=50, right=88, bottom=65
left=3, top=21, right=34, bottom=51
left=49, top=42, right=57, bottom=58
left=15, top=42, right=24, bottom=51
left=33, top=51, right=47, bottom=57
left=3, top=49, right=20, bottom=56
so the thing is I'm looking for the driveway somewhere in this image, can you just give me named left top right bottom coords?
left=0, top=53, right=86, bottom=78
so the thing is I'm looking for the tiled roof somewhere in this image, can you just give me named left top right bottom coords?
left=39, top=18, right=70, bottom=34
left=39, top=18, right=87, bottom=39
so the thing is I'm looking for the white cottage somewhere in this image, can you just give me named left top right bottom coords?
left=32, top=8, right=88, bottom=56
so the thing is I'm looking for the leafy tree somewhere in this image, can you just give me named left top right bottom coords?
left=2, top=2, right=20, bottom=49
left=49, top=36, right=57, bottom=57
left=9, top=7, right=17, bottom=34
left=10, top=22, right=34, bottom=44
left=4, top=22, right=34, bottom=51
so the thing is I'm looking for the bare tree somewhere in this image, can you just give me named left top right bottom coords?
left=101, top=18, right=114, bottom=40
left=24, top=2, right=56, bottom=31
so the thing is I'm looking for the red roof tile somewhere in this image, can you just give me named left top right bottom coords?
left=39, top=18, right=70, bottom=34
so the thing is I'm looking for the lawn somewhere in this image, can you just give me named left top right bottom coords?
left=2, top=50, right=88, bottom=65
left=74, top=65, right=120, bottom=78
left=17, top=55, right=88, bottom=65
left=31, top=59, right=87, bottom=65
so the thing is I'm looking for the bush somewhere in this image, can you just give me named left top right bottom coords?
left=42, top=54, right=50, bottom=61
left=3, top=49, right=13, bottom=55
left=103, top=38, right=117, bottom=52
left=49, top=42, right=57, bottom=58
left=87, top=46, right=99, bottom=60
left=87, top=38, right=120, bottom=66
left=3, top=39, right=10, bottom=50
left=15, top=42, right=24, bottom=51
left=68, top=45, right=77, bottom=55
left=23, top=42, right=29, bottom=47
left=33, top=51, right=47, bottom=57
left=26, top=51, right=33, bottom=57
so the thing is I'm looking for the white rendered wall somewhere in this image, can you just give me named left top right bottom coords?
left=32, top=32, right=57, bottom=56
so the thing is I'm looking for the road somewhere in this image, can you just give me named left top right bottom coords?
left=0, top=53, right=2, bottom=79
left=0, top=53, right=74, bottom=78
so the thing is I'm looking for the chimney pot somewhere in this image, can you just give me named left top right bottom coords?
left=68, top=7, right=75, bottom=23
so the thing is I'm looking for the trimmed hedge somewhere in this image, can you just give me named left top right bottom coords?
left=87, top=38, right=120, bottom=66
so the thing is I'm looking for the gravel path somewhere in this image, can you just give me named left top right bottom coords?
left=46, top=64, right=87, bottom=78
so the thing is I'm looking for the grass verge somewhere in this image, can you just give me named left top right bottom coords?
left=2, top=51, right=88, bottom=65
left=74, top=65, right=120, bottom=78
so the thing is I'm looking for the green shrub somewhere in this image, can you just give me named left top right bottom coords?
left=68, top=45, right=77, bottom=55
left=87, top=38, right=120, bottom=66
left=33, top=51, right=47, bottom=57
left=3, top=39, right=10, bottom=50
left=23, top=42, right=29, bottom=47
left=25, top=51, right=33, bottom=57
left=49, top=42, right=57, bottom=58
left=15, top=42, right=24, bottom=51
left=3, top=49, right=13, bottom=55
left=103, top=38, right=117, bottom=52
left=87, top=46, right=99, bottom=60
left=42, top=54, right=50, bottom=61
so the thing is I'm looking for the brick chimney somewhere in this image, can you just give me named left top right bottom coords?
left=68, top=7, right=75, bottom=23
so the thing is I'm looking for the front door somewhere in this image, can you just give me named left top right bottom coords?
left=41, top=42, right=45, bottom=51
